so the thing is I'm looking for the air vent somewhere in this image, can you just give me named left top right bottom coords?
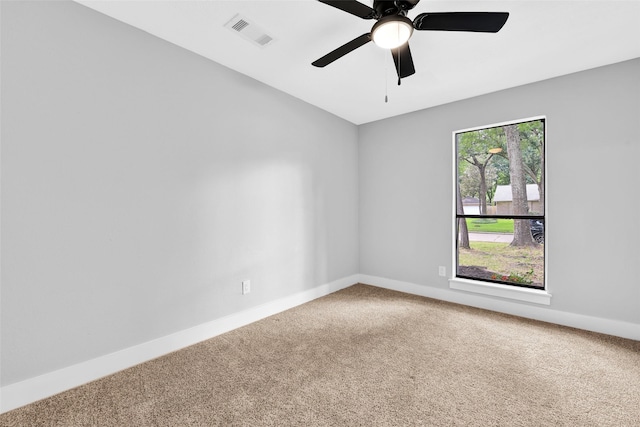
left=231, top=19, right=249, bottom=32
left=224, top=14, right=276, bottom=48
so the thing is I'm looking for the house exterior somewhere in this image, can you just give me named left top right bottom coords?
left=493, top=184, right=542, bottom=214
left=461, top=197, right=480, bottom=214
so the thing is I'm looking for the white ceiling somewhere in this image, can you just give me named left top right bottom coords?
left=75, top=0, right=640, bottom=125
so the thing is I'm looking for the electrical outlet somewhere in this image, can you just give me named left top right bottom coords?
left=438, top=266, right=446, bottom=277
left=242, top=280, right=251, bottom=295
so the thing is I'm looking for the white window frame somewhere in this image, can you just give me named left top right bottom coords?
left=449, top=116, right=551, bottom=305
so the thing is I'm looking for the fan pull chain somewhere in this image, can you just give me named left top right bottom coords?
left=384, top=48, right=389, bottom=103
left=385, top=74, right=388, bottom=103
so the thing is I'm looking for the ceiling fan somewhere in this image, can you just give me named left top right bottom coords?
left=312, top=0, right=509, bottom=82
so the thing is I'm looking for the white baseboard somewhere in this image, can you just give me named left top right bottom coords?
left=0, top=275, right=358, bottom=414
left=358, top=274, right=640, bottom=341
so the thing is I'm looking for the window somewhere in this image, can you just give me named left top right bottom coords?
left=454, top=117, right=545, bottom=291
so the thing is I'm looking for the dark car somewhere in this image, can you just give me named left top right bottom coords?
left=530, top=219, right=544, bottom=244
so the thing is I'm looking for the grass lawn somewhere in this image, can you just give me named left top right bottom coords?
left=458, top=241, right=544, bottom=285
left=465, top=218, right=514, bottom=233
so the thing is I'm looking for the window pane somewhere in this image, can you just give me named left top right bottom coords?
left=457, top=219, right=544, bottom=288
left=457, top=120, right=544, bottom=217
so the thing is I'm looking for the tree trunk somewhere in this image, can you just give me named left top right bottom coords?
left=457, top=183, right=470, bottom=249
left=478, top=164, right=487, bottom=215
left=505, top=124, right=536, bottom=247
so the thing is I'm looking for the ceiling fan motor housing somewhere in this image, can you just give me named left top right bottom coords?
left=374, top=0, right=420, bottom=18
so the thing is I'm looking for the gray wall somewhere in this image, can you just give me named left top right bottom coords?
left=359, top=58, right=640, bottom=325
left=1, top=1, right=358, bottom=385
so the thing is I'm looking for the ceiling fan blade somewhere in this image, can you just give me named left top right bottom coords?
left=413, top=12, right=509, bottom=33
left=312, top=33, right=372, bottom=68
left=317, top=0, right=377, bottom=20
left=391, top=43, right=416, bottom=79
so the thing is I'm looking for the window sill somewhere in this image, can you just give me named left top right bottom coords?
left=449, top=278, right=551, bottom=305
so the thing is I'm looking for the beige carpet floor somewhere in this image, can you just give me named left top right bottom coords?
left=1, top=284, right=639, bottom=426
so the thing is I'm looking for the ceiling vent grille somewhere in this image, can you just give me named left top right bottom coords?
left=224, top=14, right=275, bottom=48
left=231, top=19, right=249, bottom=32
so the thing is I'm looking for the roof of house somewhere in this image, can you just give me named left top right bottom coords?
left=462, top=197, right=480, bottom=205
left=493, top=184, right=540, bottom=202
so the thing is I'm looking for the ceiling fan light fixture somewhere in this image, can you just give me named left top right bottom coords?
left=371, top=15, right=414, bottom=49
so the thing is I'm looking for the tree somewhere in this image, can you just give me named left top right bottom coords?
left=457, top=185, right=470, bottom=249
left=485, top=120, right=544, bottom=213
left=518, top=120, right=545, bottom=214
left=456, top=134, right=471, bottom=249
left=458, top=128, right=504, bottom=215
left=459, top=164, right=499, bottom=205
left=504, top=124, right=536, bottom=247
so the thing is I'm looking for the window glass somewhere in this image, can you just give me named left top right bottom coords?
left=456, top=118, right=545, bottom=289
